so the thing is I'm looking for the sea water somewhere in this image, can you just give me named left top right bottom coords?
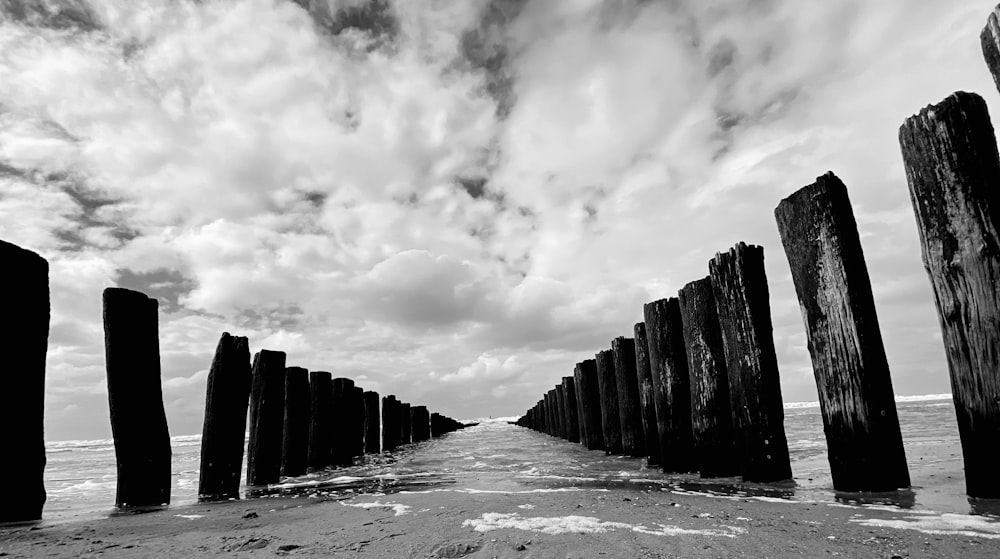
left=41, top=394, right=998, bottom=525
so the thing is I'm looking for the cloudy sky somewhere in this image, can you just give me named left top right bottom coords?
left=1, top=0, right=996, bottom=441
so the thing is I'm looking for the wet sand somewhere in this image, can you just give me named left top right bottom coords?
left=3, top=481, right=999, bottom=558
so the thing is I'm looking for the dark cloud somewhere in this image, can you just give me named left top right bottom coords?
left=0, top=0, right=101, bottom=32
left=458, top=0, right=526, bottom=118
left=294, top=0, right=399, bottom=51
left=115, top=268, right=197, bottom=312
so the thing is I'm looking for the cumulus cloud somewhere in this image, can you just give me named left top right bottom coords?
left=0, top=0, right=993, bottom=438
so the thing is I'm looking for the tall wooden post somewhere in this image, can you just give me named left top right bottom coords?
left=899, top=91, right=1000, bottom=497
left=400, top=402, right=412, bottom=445
left=595, top=349, right=623, bottom=454
left=382, top=395, right=400, bottom=450
left=199, top=333, right=251, bottom=497
left=575, top=360, right=604, bottom=451
left=776, top=172, right=910, bottom=491
left=544, top=391, right=554, bottom=436
left=103, top=287, right=171, bottom=506
left=982, top=6, right=1000, bottom=97
left=350, top=386, right=365, bottom=457
left=281, top=367, right=310, bottom=477
left=555, top=386, right=568, bottom=439
left=561, top=376, right=581, bottom=443
left=307, top=371, right=333, bottom=470
left=710, top=243, right=792, bottom=482
left=612, top=337, right=646, bottom=457
left=0, top=241, right=48, bottom=522
left=331, top=378, right=355, bottom=466
left=363, top=390, right=380, bottom=454
left=411, top=405, right=430, bottom=442
left=246, top=349, right=287, bottom=486
left=678, top=278, right=739, bottom=478
left=430, top=412, right=444, bottom=437
left=644, top=298, right=696, bottom=473
left=633, top=323, right=662, bottom=466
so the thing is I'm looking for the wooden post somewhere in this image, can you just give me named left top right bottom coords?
left=246, top=349, right=287, bottom=486
left=382, top=395, right=399, bottom=450
left=612, top=337, right=646, bottom=457
left=307, top=371, right=333, bottom=470
left=400, top=402, right=412, bottom=445
left=555, top=386, right=567, bottom=439
left=678, top=278, right=739, bottom=478
left=899, top=91, right=1000, bottom=497
left=411, top=405, right=430, bottom=442
left=575, top=360, right=604, bottom=451
left=331, top=378, right=356, bottom=466
left=643, top=298, right=696, bottom=473
left=430, top=412, right=444, bottom=437
left=363, top=390, right=380, bottom=454
left=0, top=241, right=48, bottom=522
left=199, top=333, right=251, bottom=497
left=982, top=6, right=1000, bottom=97
left=349, top=386, right=365, bottom=457
left=281, top=367, right=310, bottom=477
left=561, top=376, right=580, bottom=443
left=595, top=349, right=623, bottom=454
left=633, top=323, right=662, bottom=466
left=103, top=287, right=171, bottom=506
left=551, top=388, right=563, bottom=438
left=710, top=243, right=792, bottom=482
left=543, top=392, right=553, bottom=436
left=775, top=172, right=910, bottom=491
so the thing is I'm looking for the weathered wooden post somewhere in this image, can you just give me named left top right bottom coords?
left=103, top=287, right=171, bottom=506
left=555, top=386, right=568, bottom=439
left=199, top=333, right=251, bottom=497
left=561, top=376, right=581, bottom=443
left=595, top=349, right=623, bottom=454
left=552, top=388, right=564, bottom=438
left=363, top=390, right=380, bottom=454
left=382, top=395, right=400, bottom=449
left=710, top=243, right=792, bottom=482
left=411, top=405, right=430, bottom=442
left=611, top=337, right=646, bottom=457
left=644, top=298, right=696, bottom=473
left=246, top=349, right=287, bottom=486
left=678, top=278, right=739, bottom=478
left=899, top=91, right=1000, bottom=497
left=0, top=241, right=48, bottom=522
left=775, top=172, right=910, bottom=491
left=982, top=6, right=1000, bottom=96
left=633, top=323, right=662, bottom=466
left=307, top=371, right=333, bottom=470
left=281, top=367, right=310, bottom=478
left=350, top=386, right=365, bottom=457
left=331, top=378, right=356, bottom=466
left=400, top=402, right=412, bottom=445
left=544, top=391, right=554, bottom=436
left=575, top=360, right=604, bottom=451
left=430, top=412, right=443, bottom=437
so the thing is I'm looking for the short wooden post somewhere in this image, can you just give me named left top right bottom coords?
left=710, top=243, right=792, bottom=482
left=0, top=241, right=48, bottom=522
left=430, top=412, right=443, bottom=437
left=776, top=172, right=910, bottom=491
left=349, top=386, right=365, bottom=457
left=899, top=91, right=1000, bottom=497
left=678, top=278, right=739, bottom=478
left=400, top=402, right=412, bottom=445
left=555, top=386, right=568, bottom=439
left=411, top=405, right=430, bottom=442
left=246, top=349, right=287, bottom=486
left=633, top=323, right=662, bottom=466
left=307, top=371, right=333, bottom=470
left=281, top=367, right=310, bottom=477
left=574, top=360, right=604, bottom=451
left=382, top=395, right=400, bottom=449
left=612, top=337, right=646, bottom=457
left=981, top=6, right=1000, bottom=96
left=199, top=333, right=251, bottom=497
left=103, top=287, right=171, bottom=506
left=363, top=390, right=380, bottom=454
left=643, top=298, right=696, bottom=473
left=331, top=378, right=356, bottom=466
left=595, top=349, right=623, bottom=454
left=561, top=376, right=580, bottom=443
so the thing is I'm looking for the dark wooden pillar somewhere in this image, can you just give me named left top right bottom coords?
left=331, top=378, right=355, bottom=466
left=982, top=6, right=1000, bottom=97
left=246, top=349, right=287, bottom=486
left=710, top=243, right=792, bottom=482
left=776, top=172, right=910, bottom=491
left=307, top=371, right=333, bottom=470
left=595, top=349, right=623, bottom=454
left=103, top=287, right=171, bottom=506
left=633, top=323, right=662, bottom=466
left=199, top=332, right=252, bottom=497
left=0, top=241, right=48, bottom=522
left=561, top=376, right=580, bottom=443
left=400, top=402, right=412, bottom=445
left=543, top=391, right=554, bottom=436
left=363, top=390, right=380, bottom=454
left=643, top=298, right=696, bottom=473
left=411, top=405, right=430, bottom=442
left=555, top=386, right=567, bottom=439
left=349, top=386, right=365, bottom=457
left=281, top=367, right=310, bottom=477
left=575, top=360, right=604, bottom=451
left=678, top=278, right=739, bottom=478
left=612, top=337, right=646, bottom=457
left=430, top=412, right=444, bottom=437
left=899, top=91, right=1000, bottom=497
left=382, top=395, right=399, bottom=449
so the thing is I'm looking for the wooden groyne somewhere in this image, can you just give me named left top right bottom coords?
left=246, top=350, right=287, bottom=486
left=199, top=333, right=251, bottom=498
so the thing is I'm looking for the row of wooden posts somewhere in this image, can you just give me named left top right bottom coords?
left=517, top=5, right=1000, bottom=500
left=0, top=271, right=467, bottom=522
